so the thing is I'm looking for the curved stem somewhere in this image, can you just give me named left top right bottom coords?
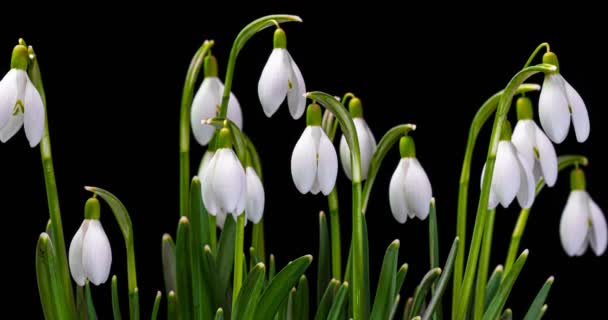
left=180, top=40, right=215, bottom=217
left=523, top=42, right=550, bottom=69
left=232, top=214, right=246, bottom=310
left=328, top=189, right=342, bottom=280
left=504, top=155, right=588, bottom=274
left=474, top=209, right=495, bottom=320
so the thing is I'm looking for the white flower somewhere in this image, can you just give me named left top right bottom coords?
left=339, top=118, right=376, bottom=181
left=68, top=219, right=112, bottom=286
left=389, top=157, right=433, bottom=223
left=257, top=28, right=305, bottom=119
left=197, top=150, right=215, bottom=179
left=245, top=167, right=265, bottom=223
left=200, top=147, right=246, bottom=219
left=560, top=190, right=607, bottom=256
left=511, top=119, right=558, bottom=186
left=291, top=126, right=338, bottom=195
left=481, top=140, right=535, bottom=209
left=191, top=56, right=243, bottom=146
left=0, top=68, right=45, bottom=147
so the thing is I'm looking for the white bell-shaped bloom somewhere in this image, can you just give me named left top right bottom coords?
left=68, top=219, right=112, bottom=286
left=538, top=52, right=589, bottom=143
left=257, top=28, right=305, bottom=119
left=481, top=140, right=535, bottom=209
left=291, top=126, right=338, bottom=195
left=0, top=68, right=45, bottom=147
left=560, top=190, right=607, bottom=256
left=191, top=56, right=243, bottom=146
left=339, top=118, right=376, bottom=181
left=197, top=150, right=216, bottom=179
left=389, top=157, right=433, bottom=223
left=245, top=167, right=265, bottom=223
left=512, top=119, right=558, bottom=186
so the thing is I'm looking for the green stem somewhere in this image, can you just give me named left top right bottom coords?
left=474, top=209, right=495, bottom=320
left=455, top=64, right=555, bottom=320
left=232, top=214, right=246, bottom=310
left=452, top=83, right=541, bottom=317
left=27, top=48, right=77, bottom=320
left=523, top=42, right=550, bottom=69
left=180, top=40, right=215, bottom=218
left=328, top=188, right=342, bottom=280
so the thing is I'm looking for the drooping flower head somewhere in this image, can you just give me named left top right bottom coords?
left=258, top=27, right=306, bottom=119
left=538, top=51, right=589, bottom=144
left=339, top=97, right=376, bottom=181
left=389, top=135, right=433, bottom=223
left=291, top=103, right=338, bottom=195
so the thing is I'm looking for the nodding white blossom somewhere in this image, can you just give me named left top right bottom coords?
left=291, top=104, right=338, bottom=195
left=560, top=169, right=607, bottom=257
left=538, top=51, right=589, bottom=144
left=191, top=55, right=243, bottom=146
left=257, top=28, right=305, bottom=119
left=389, top=136, right=433, bottom=223
left=0, top=45, right=45, bottom=147
left=245, top=167, right=265, bottom=223
left=339, top=98, right=376, bottom=181
left=68, top=198, right=112, bottom=286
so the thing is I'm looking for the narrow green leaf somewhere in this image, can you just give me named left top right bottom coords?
left=76, top=285, right=88, bottom=320
left=396, top=264, right=409, bottom=296
left=287, top=288, right=297, bottom=320
left=294, top=276, right=310, bottom=320
left=363, top=217, right=371, bottom=318
left=189, top=178, right=211, bottom=319
left=422, top=238, right=459, bottom=320
left=254, top=255, right=313, bottom=320
left=111, top=275, right=122, bottom=320
left=176, top=217, right=193, bottom=320
left=483, top=250, right=529, bottom=320
left=371, top=240, right=400, bottom=320
left=327, top=282, right=349, bottom=320
left=45, top=219, right=53, bottom=241
left=131, top=288, right=140, bottom=320
left=233, top=263, right=266, bottom=320
left=151, top=291, right=162, bottom=320
left=268, top=254, right=276, bottom=283
left=217, top=217, right=236, bottom=301
left=523, top=277, right=554, bottom=320
left=85, top=281, right=97, bottom=320
left=161, top=234, right=177, bottom=294
left=428, top=200, right=442, bottom=320
left=409, top=268, right=442, bottom=318
left=500, top=308, right=512, bottom=320
left=215, top=308, right=225, bottom=320
left=204, top=245, right=223, bottom=309
left=484, top=265, right=504, bottom=310
left=35, top=232, right=60, bottom=320
left=318, top=211, right=331, bottom=304
left=168, top=291, right=177, bottom=320
left=314, top=279, right=339, bottom=320
left=389, top=295, right=401, bottom=320
left=540, top=305, right=548, bottom=318
left=402, top=297, right=413, bottom=320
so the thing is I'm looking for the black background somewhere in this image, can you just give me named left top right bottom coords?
left=1, top=4, right=606, bottom=319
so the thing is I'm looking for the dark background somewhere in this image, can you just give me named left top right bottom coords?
left=1, top=4, right=606, bottom=319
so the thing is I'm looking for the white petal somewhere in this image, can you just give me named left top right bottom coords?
left=201, top=151, right=221, bottom=215
left=212, top=149, right=246, bottom=214
left=534, top=123, right=558, bottom=186
left=310, top=179, right=321, bottom=195
left=191, top=77, right=222, bottom=146
left=316, top=128, right=338, bottom=195
left=258, top=49, right=289, bottom=117
left=0, top=69, right=19, bottom=128
left=339, top=135, right=352, bottom=180
left=68, top=221, right=88, bottom=286
left=511, top=120, right=536, bottom=169
left=291, top=126, right=317, bottom=194
left=404, top=158, right=433, bottom=220
left=216, top=211, right=227, bottom=229
left=82, top=220, right=112, bottom=286
left=481, top=164, right=499, bottom=209
left=286, top=52, right=306, bottom=119
left=562, top=77, right=590, bottom=142
left=539, top=74, right=570, bottom=143
left=389, top=158, right=409, bottom=224
left=246, top=167, right=265, bottom=223
left=354, top=118, right=376, bottom=180
left=516, top=152, right=535, bottom=209
left=24, top=78, right=45, bottom=147
left=560, top=190, right=591, bottom=256
left=0, top=113, right=23, bottom=142
left=197, top=151, right=216, bottom=179
left=588, top=198, right=607, bottom=256
left=492, top=141, right=521, bottom=208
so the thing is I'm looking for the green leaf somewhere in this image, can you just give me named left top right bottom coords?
left=217, top=217, right=236, bottom=302
left=215, top=308, right=225, bottom=320
left=85, top=281, right=97, bottom=320
left=161, top=234, right=177, bottom=294
left=131, top=288, right=140, bottom=320
left=36, top=232, right=60, bottom=320
left=189, top=178, right=212, bottom=319
left=168, top=291, right=177, bottom=320
left=409, top=268, right=442, bottom=318
left=427, top=200, right=441, bottom=320
left=317, top=211, right=331, bottom=304
left=523, top=277, right=554, bottom=320
left=111, top=276, right=122, bottom=320
left=268, top=254, right=276, bottom=284
left=151, top=291, right=162, bottom=320
left=233, top=263, right=266, bottom=320
left=396, top=264, right=409, bottom=296
left=294, top=276, right=310, bottom=320
left=327, top=282, right=349, bottom=320
left=422, top=238, right=459, bottom=320
left=254, top=255, right=313, bottom=320
left=370, top=240, right=400, bottom=320
left=76, top=286, right=88, bottom=320
left=204, top=245, right=223, bottom=309
left=389, top=295, right=401, bottom=320
left=314, top=279, right=339, bottom=320
left=176, top=217, right=193, bottom=320
left=483, top=250, right=529, bottom=320
left=500, top=308, right=513, bottom=320
left=402, top=297, right=413, bottom=320
left=540, top=305, right=548, bottom=318
left=484, top=265, right=504, bottom=310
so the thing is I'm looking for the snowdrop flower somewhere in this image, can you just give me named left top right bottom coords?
left=481, top=120, right=535, bottom=209
left=538, top=51, right=589, bottom=143
left=339, top=97, right=376, bottom=181
left=0, top=44, right=45, bottom=147
left=191, top=55, right=243, bottom=146
left=245, top=167, right=265, bottom=223
left=291, top=104, right=338, bottom=195
left=560, top=168, right=607, bottom=256
left=68, top=197, right=112, bottom=286
left=511, top=96, right=558, bottom=186
left=200, top=127, right=246, bottom=220
left=389, top=136, right=433, bottom=223
left=258, top=28, right=306, bottom=119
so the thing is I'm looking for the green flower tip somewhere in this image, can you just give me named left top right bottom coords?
left=179, top=216, right=190, bottom=225
left=217, top=127, right=233, bottom=149
left=204, top=244, right=212, bottom=253
left=547, top=276, right=555, bottom=284
left=516, top=96, right=534, bottom=120
left=204, top=55, right=218, bottom=78
left=112, top=275, right=118, bottom=282
left=319, top=210, right=326, bottom=219
left=399, top=263, right=408, bottom=272
left=342, top=281, right=349, bottom=288
left=399, top=135, right=416, bottom=158
left=274, top=28, right=287, bottom=49
left=162, top=233, right=173, bottom=242
left=10, top=44, right=29, bottom=70
left=391, top=239, right=400, bottom=248
left=84, top=197, right=101, bottom=220
left=304, top=254, right=313, bottom=262
left=570, top=168, right=586, bottom=191
left=542, top=51, right=560, bottom=72
left=255, top=262, right=265, bottom=270
left=499, top=120, right=513, bottom=141
left=348, top=97, right=363, bottom=118
left=18, top=38, right=26, bottom=46
left=306, top=103, right=322, bottom=126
